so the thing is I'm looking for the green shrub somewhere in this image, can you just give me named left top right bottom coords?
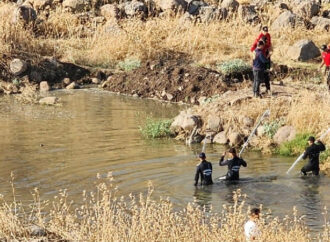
left=320, top=148, right=330, bottom=163
left=263, top=119, right=284, bottom=138
left=140, top=118, right=174, bottom=139
left=277, top=133, right=313, bottom=156
left=118, top=58, right=141, bottom=71
left=216, top=59, right=251, bottom=75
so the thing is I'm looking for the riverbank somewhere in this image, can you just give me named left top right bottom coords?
left=0, top=175, right=329, bottom=241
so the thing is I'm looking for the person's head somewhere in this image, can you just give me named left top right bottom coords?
left=321, top=44, right=327, bottom=52
left=262, top=26, right=268, bottom=34
left=308, top=136, right=315, bottom=145
left=228, top=147, right=237, bottom=158
left=199, top=152, right=206, bottom=161
left=250, top=208, right=260, bottom=220
left=257, top=41, right=265, bottom=49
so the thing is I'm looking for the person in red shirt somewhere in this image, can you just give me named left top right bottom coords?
left=320, top=44, right=330, bottom=90
left=251, top=26, right=272, bottom=94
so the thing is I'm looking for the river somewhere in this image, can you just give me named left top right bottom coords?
left=0, top=89, right=329, bottom=233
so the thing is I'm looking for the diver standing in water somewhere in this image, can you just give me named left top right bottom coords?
left=301, top=136, right=326, bottom=176
left=194, top=152, right=213, bottom=186
left=219, top=148, right=247, bottom=180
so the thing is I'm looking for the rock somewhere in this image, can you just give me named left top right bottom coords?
left=187, top=0, right=207, bottom=15
left=63, top=77, right=71, bottom=85
left=213, top=131, right=228, bottom=144
left=28, top=225, right=47, bottom=237
left=66, top=81, right=77, bottom=89
left=228, top=132, right=244, bottom=146
left=154, top=0, right=187, bottom=12
left=171, top=111, right=200, bottom=132
left=311, top=16, right=330, bottom=30
left=39, top=81, right=50, bottom=92
left=206, top=116, right=222, bottom=132
left=39, top=96, right=58, bottom=105
left=132, top=93, right=139, bottom=98
left=256, top=126, right=265, bottom=136
left=271, top=11, right=296, bottom=30
left=91, top=77, right=101, bottom=84
left=238, top=4, right=259, bottom=24
left=62, top=0, right=90, bottom=12
left=273, top=126, right=296, bottom=144
left=287, top=39, right=320, bottom=61
left=166, top=93, right=174, bottom=101
left=241, top=116, right=254, bottom=128
left=10, top=59, right=27, bottom=76
left=221, top=0, right=239, bottom=12
left=124, top=0, right=147, bottom=17
left=13, top=5, right=37, bottom=24
left=100, top=4, right=119, bottom=20
left=294, top=1, right=320, bottom=19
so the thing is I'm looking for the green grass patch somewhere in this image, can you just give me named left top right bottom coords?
left=263, top=119, right=284, bottom=138
left=277, top=133, right=313, bottom=156
left=216, top=59, right=251, bottom=75
left=320, top=148, right=330, bottom=163
left=118, top=57, right=141, bottom=71
left=139, top=118, right=174, bottom=139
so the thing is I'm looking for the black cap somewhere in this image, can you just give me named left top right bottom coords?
left=262, top=26, right=268, bottom=32
left=257, top=41, right=265, bottom=47
left=321, top=44, right=327, bottom=51
left=228, top=147, right=236, bottom=154
left=199, top=152, right=206, bottom=159
left=308, top=136, right=315, bottom=142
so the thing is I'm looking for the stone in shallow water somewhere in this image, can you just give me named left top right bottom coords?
left=39, top=96, right=58, bottom=105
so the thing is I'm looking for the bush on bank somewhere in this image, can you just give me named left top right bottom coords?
left=140, top=118, right=174, bottom=139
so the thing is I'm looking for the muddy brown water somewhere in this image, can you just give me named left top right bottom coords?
left=0, top=89, right=329, bottom=233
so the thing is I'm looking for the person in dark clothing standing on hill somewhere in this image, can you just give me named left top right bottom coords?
left=194, top=152, right=213, bottom=186
left=219, top=148, right=247, bottom=180
left=301, top=136, right=326, bottom=176
left=253, top=41, right=270, bottom=98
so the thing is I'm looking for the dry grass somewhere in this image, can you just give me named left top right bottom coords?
left=0, top=2, right=329, bottom=69
left=0, top=173, right=329, bottom=241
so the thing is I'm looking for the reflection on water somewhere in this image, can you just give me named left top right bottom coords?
left=0, top=89, right=329, bottom=233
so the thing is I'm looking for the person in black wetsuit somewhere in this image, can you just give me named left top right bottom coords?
left=194, top=152, right=213, bottom=186
left=301, top=136, right=326, bottom=176
left=219, top=148, right=247, bottom=180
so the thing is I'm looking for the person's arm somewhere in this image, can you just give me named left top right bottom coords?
left=302, top=147, right=310, bottom=160
left=267, top=33, right=271, bottom=48
left=316, top=140, right=326, bottom=152
left=241, top=158, right=247, bottom=167
left=219, top=157, right=229, bottom=166
left=194, top=166, right=200, bottom=186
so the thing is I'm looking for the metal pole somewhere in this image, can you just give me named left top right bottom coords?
left=239, top=109, right=270, bottom=157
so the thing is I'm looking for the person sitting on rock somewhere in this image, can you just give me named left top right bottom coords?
left=194, top=152, right=213, bottom=186
left=320, top=44, right=330, bottom=90
left=251, top=26, right=272, bottom=54
left=301, top=136, right=326, bottom=176
left=252, top=41, right=270, bottom=98
left=219, top=148, right=247, bottom=180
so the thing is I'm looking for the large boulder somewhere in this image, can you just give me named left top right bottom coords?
left=271, top=11, right=296, bottom=30
left=238, top=4, right=259, bottom=24
left=273, top=126, right=296, bottom=144
left=100, top=4, right=119, bottom=20
left=199, top=6, right=224, bottom=22
left=171, top=111, right=201, bottom=132
left=154, top=0, right=187, bottom=12
left=12, top=5, right=37, bottom=24
left=221, top=0, right=239, bottom=12
left=10, top=59, right=28, bottom=76
left=213, top=131, right=228, bottom=144
left=123, top=0, right=147, bottom=17
left=187, top=0, right=207, bottom=15
left=228, top=132, right=244, bottom=146
left=311, top=16, right=330, bottom=31
left=206, top=116, right=222, bottom=132
left=62, top=0, right=90, bottom=12
left=287, top=39, right=320, bottom=61
left=294, top=1, right=320, bottom=19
